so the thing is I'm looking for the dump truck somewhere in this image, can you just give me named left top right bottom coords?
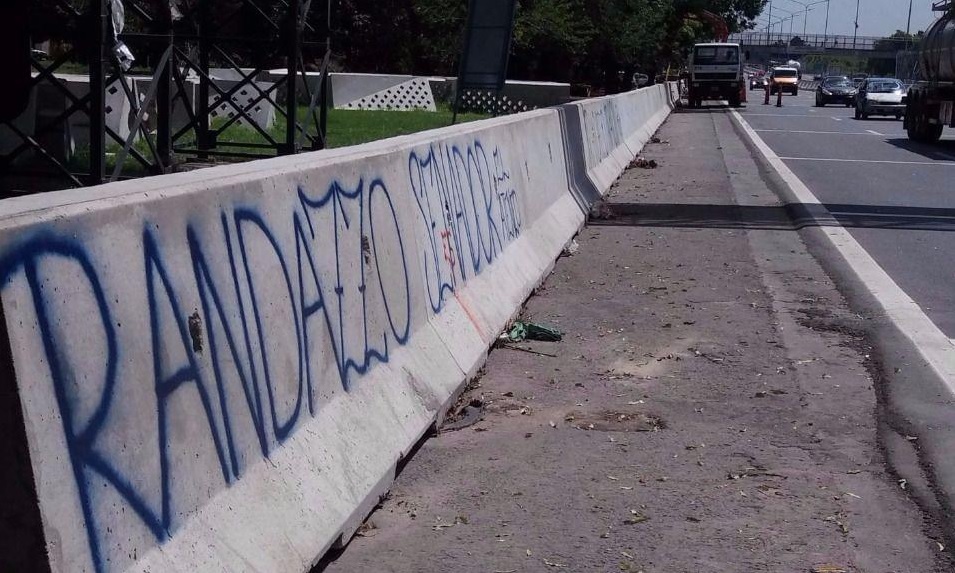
left=687, top=43, right=744, bottom=108
left=904, top=1, right=955, bottom=142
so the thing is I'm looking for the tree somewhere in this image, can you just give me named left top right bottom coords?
left=328, top=0, right=768, bottom=89
left=873, top=30, right=919, bottom=53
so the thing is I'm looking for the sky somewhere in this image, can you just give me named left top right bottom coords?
left=755, top=0, right=942, bottom=38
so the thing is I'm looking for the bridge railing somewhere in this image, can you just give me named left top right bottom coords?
left=729, top=32, right=910, bottom=52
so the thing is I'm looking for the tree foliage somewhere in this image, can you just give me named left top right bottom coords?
left=323, top=0, right=766, bottom=88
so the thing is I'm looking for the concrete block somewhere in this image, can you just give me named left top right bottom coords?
left=0, top=83, right=674, bottom=573
left=208, top=79, right=277, bottom=131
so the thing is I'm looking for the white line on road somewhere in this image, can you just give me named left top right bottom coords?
left=755, top=129, right=877, bottom=135
left=731, top=109, right=955, bottom=396
left=778, top=157, right=955, bottom=166
left=742, top=113, right=821, bottom=118
left=832, top=117, right=843, bottom=121
left=866, top=129, right=884, bottom=136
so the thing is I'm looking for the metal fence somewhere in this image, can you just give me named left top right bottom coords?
left=2, top=0, right=332, bottom=195
left=729, top=32, right=910, bottom=53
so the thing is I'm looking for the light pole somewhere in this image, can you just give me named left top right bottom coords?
left=766, top=0, right=774, bottom=45
left=906, top=0, right=914, bottom=36
left=784, top=0, right=828, bottom=37
left=853, top=0, right=861, bottom=51
left=824, top=0, right=830, bottom=37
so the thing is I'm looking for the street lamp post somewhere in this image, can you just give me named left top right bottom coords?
left=767, top=0, right=774, bottom=45
left=824, top=0, right=830, bottom=37
left=907, top=0, right=914, bottom=35
left=853, top=0, right=861, bottom=50
left=783, top=0, right=828, bottom=39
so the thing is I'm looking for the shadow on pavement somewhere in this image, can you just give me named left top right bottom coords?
left=589, top=202, right=955, bottom=233
left=885, top=137, right=955, bottom=161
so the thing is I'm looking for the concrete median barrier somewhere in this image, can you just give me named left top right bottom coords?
left=0, top=85, right=674, bottom=572
left=561, top=84, right=676, bottom=195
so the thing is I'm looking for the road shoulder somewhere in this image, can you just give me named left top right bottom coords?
left=319, top=107, right=953, bottom=573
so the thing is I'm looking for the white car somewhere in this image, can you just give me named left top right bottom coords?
left=854, top=78, right=906, bottom=120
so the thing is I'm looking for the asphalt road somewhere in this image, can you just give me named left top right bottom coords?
left=736, top=89, right=955, bottom=338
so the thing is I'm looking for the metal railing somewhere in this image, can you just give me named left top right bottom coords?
left=729, top=32, right=910, bottom=52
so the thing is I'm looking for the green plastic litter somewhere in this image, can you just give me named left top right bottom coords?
left=506, top=321, right=563, bottom=342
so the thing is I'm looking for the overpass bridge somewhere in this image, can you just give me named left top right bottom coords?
left=730, top=31, right=908, bottom=64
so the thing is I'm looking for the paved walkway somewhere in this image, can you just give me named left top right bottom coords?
left=318, top=109, right=953, bottom=573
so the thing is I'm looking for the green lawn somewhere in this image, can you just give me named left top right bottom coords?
left=69, top=106, right=491, bottom=175
left=208, top=105, right=489, bottom=150
left=325, top=107, right=489, bottom=148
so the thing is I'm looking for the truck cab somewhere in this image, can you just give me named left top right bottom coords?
left=688, top=42, right=743, bottom=108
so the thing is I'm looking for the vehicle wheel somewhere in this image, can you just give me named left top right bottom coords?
left=845, top=103, right=851, bottom=108
left=907, top=106, right=944, bottom=143
left=729, top=97, right=741, bottom=108
left=896, top=113, right=903, bottom=121
left=793, top=88, right=799, bottom=96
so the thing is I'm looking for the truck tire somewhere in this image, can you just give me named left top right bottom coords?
left=907, top=108, right=943, bottom=143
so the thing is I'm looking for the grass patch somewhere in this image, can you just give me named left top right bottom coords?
left=325, top=106, right=489, bottom=148
left=207, top=105, right=489, bottom=150
left=67, top=105, right=492, bottom=175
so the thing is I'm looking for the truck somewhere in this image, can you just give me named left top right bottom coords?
left=687, top=42, right=744, bottom=108
left=904, top=1, right=955, bottom=142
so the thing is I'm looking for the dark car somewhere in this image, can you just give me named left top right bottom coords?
left=815, top=76, right=858, bottom=107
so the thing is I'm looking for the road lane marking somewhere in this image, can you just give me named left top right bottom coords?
left=741, top=113, right=827, bottom=117
left=731, top=109, right=955, bottom=396
left=866, top=129, right=884, bottom=136
left=755, top=129, right=877, bottom=135
left=778, top=157, right=955, bottom=166
left=832, top=117, right=843, bottom=121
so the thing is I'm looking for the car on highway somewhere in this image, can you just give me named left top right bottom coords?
left=769, top=67, right=799, bottom=95
left=750, top=74, right=768, bottom=91
left=815, top=76, right=858, bottom=107
left=854, top=77, right=907, bottom=120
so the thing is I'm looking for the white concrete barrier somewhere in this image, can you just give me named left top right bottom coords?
left=0, top=84, right=674, bottom=573
left=564, top=83, right=676, bottom=194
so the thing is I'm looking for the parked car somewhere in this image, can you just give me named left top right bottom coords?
left=815, top=76, right=857, bottom=107
left=855, top=78, right=906, bottom=120
left=769, top=67, right=799, bottom=95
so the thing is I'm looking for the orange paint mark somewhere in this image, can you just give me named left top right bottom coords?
left=453, top=291, right=486, bottom=337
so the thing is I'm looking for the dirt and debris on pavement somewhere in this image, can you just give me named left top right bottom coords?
left=317, top=109, right=954, bottom=573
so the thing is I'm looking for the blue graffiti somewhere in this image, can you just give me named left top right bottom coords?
left=584, top=102, right=623, bottom=168
left=0, top=140, right=522, bottom=572
left=409, top=140, right=522, bottom=313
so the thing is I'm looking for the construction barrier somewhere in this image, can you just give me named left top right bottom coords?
left=0, top=83, right=676, bottom=572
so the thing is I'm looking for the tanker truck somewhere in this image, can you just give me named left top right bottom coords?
left=904, top=1, right=955, bottom=142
